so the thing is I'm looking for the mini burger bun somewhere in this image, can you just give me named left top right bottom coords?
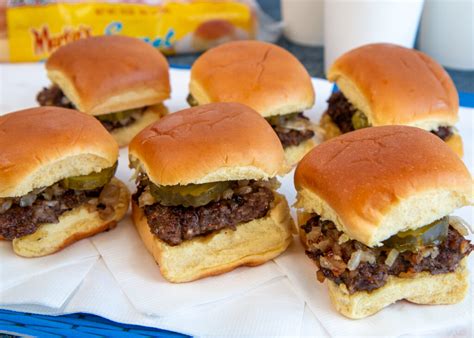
left=109, top=104, right=168, bottom=148
left=328, top=43, right=458, bottom=130
left=190, top=41, right=314, bottom=117
left=327, top=259, right=468, bottom=319
left=295, top=125, right=472, bottom=247
left=129, top=102, right=289, bottom=186
left=12, top=178, right=130, bottom=257
left=318, top=112, right=464, bottom=157
left=132, top=192, right=294, bottom=283
left=284, top=138, right=316, bottom=166
left=0, top=107, right=118, bottom=198
left=192, top=20, right=237, bottom=52
left=46, top=36, right=170, bottom=115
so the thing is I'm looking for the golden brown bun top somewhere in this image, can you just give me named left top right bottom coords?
left=0, top=107, right=118, bottom=197
left=190, top=41, right=315, bottom=117
left=129, top=102, right=287, bottom=186
left=295, top=125, right=472, bottom=246
left=194, top=20, right=236, bottom=40
left=328, top=43, right=459, bottom=129
left=46, top=35, right=170, bottom=115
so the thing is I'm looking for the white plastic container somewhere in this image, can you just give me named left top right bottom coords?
left=281, top=0, right=324, bottom=46
left=419, top=0, right=474, bottom=70
left=323, top=0, right=424, bottom=72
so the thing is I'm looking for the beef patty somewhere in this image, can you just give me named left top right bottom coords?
left=99, top=115, right=140, bottom=132
left=37, top=85, right=74, bottom=109
left=37, top=85, right=144, bottom=132
left=0, top=185, right=102, bottom=240
left=326, top=92, right=357, bottom=134
left=303, top=215, right=473, bottom=294
left=267, top=113, right=315, bottom=148
left=134, top=181, right=275, bottom=246
left=325, top=92, right=454, bottom=141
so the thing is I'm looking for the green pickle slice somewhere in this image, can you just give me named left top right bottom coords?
left=96, top=108, right=143, bottom=122
left=351, top=111, right=370, bottom=130
left=61, top=162, right=118, bottom=191
left=150, top=181, right=231, bottom=207
left=383, top=217, right=449, bottom=252
left=187, top=94, right=199, bottom=107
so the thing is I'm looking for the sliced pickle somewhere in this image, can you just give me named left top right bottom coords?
left=150, top=181, right=231, bottom=207
left=96, top=108, right=143, bottom=122
left=383, top=217, right=449, bottom=252
left=351, top=111, right=370, bottom=130
left=187, top=94, right=199, bottom=107
left=61, top=162, right=118, bottom=191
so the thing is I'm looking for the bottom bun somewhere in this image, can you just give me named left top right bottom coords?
left=445, top=133, right=463, bottom=158
left=284, top=138, right=316, bottom=166
left=327, top=258, right=469, bottom=319
left=319, top=113, right=342, bottom=141
left=132, top=192, right=295, bottom=283
left=110, top=104, right=168, bottom=148
left=12, top=178, right=130, bottom=257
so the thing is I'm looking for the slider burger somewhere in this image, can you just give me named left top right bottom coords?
left=0, top=107, right=130, bottom=257
left=321, top=43, right=463, bottom=157
left=37, top=35, right=170, bottom=147
left=129, top=102, right=294, bottom=283
left=188, top=41, right=316, bottom=165
left=295, top=125, right=473, bottom=319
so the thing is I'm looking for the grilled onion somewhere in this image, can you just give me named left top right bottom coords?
left=0, top=199, right=12, bottom=214
left=347, top=250, right=376, bottom=271
left=449, top=216, right=472, bottom=236
left=384, top=248, right=399, bottom=267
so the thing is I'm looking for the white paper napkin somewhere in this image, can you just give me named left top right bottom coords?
left=0, top=239, right=99, bottom=293
left=300, top=305, right=329, bottom=337
left=275, top=238, right=473, bottom=337
left=91, top=219, right=286, bottom=316
left=3, top=258, right=306, bottom=337
left=0, top=257, right=97, bottom=308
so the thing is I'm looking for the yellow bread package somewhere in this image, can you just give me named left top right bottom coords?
left=0, top=0, right=257, bottom=62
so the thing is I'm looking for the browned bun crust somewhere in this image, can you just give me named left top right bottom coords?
left=129, top=102, right=288, bottom=186
left=192, top=20, right=237, bottom=52
left=328, top=43, right=458, bottom=129
left=294, top=125, right=472, bottom=247
left=195, top=19, right=236, bottom=40
left=190, top=41, right=315, bottom=117
left=46, top=36, right=170, bottom=115
left=0, top=107, right=118, bottom=198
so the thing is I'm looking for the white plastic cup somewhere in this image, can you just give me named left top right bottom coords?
left=419, top=0, right=474, bottom=70
left=281, top=0, right=324, bottom=46
left=323, top=0, right=424, bottom=72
